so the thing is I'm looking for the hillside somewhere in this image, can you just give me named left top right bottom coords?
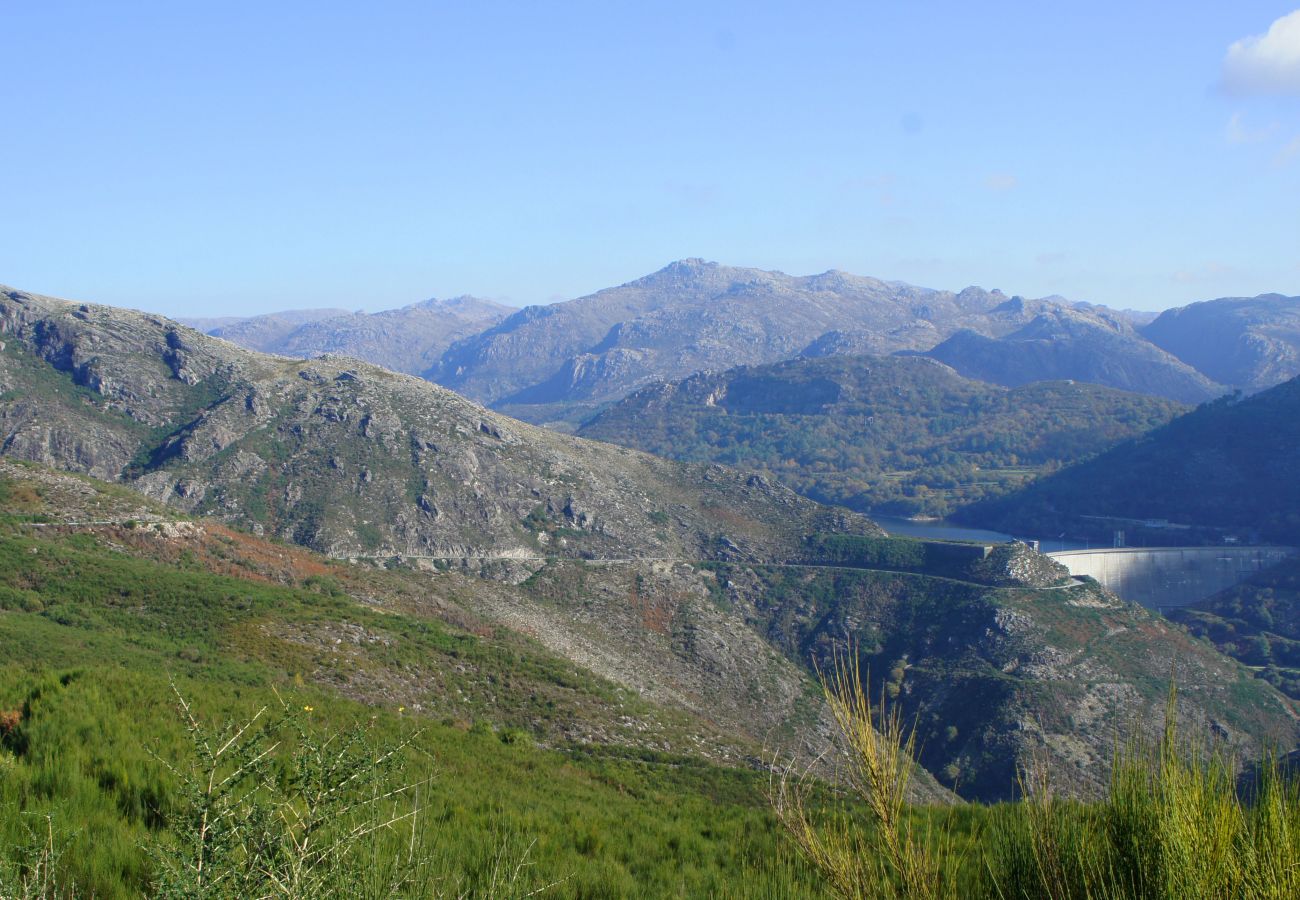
left=577, top=354, right=1185, bottom=517
left=922, top=305, right=1224, bottom=404
left=963, top=375, right=1300, bottom=545
left=1, top=458, right=1291, bottom=814
left=1169, top=555, right=1300, bottom=700
left=1142, top=293, right=1300, bottom=393
left=0, top=460, right=845, bottom=897
left=429, top=260, right=1120, bottom=425
left=0, top=285, right=871, bottom=561
left=1, top=285, right=1295, bottom=811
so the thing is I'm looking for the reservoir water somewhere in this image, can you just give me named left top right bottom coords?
left=871, top=515, right=1086, bottom=554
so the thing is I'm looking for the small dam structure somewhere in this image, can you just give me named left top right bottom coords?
left=1046, top=546, right=1296, bottom=610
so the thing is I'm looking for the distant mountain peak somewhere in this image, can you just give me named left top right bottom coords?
left=644, top=258, right=721, bottom=280
left=408, top=295, right=514, bottom=315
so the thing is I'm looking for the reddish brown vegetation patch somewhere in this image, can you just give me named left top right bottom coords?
left=628, top=580, right=681, bottom=635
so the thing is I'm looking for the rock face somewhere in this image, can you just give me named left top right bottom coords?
left=922, top=305, right=1224, bottom=404
left=710, top=561, right=1295, bottom=800
left=0, top=286, right=877, bottom=560
left=193, top=296, right=513, bottom=376
left=1142, top=294, right=1300, bottom=394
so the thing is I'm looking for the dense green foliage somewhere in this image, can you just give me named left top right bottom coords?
left=0, top=667, right=828, bottom=898
left=967, top=377, right=1300, bottom=545
left=578, top=355, right=1183, bottom=517
left=1171, top=556, right=1300, bottom=699
left=805, top=534, right=992, bottom=581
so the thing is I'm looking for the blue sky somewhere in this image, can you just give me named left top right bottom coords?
left=2, top=1, right=1298, bottom=316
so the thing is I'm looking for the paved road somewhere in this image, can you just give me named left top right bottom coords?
left=343, top=553, right=1088, bottom=592
left=18, top=521, right=1085, bottom=593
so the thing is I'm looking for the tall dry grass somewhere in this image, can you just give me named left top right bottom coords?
left=771, top=656, right=963, bottom=900
left=776, top=660, right=1300, bottom=900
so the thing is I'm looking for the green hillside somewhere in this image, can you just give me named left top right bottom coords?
left=1170, top=555, right=1300, bottom=700
left=964, top=376, right=1300, bottom=545
left=0, top=466, right=831, bottom=898
left=578, top=354, right=1184, bottom=517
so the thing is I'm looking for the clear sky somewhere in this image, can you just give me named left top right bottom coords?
left=2, top=1, right=1298, bottom=317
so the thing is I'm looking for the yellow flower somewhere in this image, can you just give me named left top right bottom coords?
left=303, top=705, right=314, bottom=712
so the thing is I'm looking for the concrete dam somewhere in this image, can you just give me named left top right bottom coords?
left=1046, top=546, right=1295, bottom=610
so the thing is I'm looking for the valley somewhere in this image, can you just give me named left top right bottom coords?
left=8, top=4, right=1300, bottom=893
left=3, top=278, right=1300, bottom=897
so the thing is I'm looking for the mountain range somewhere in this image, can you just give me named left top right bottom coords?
left=184, top=295, right=513, bottom=377
left=3, top=282, right=1294, bottom=803
left=182, top=261, right=1300, bottom=426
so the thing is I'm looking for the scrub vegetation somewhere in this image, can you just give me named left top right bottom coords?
left=775, top=657, right=1300, bottom=900
left=578, top=355, right=1182, bottom=518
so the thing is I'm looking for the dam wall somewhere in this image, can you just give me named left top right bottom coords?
left=1046, top=546, right=1295, bottom=609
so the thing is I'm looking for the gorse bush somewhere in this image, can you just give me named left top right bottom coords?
left=147, top=684, right=435, bottom=899
left=777, top=658, right=1300, bottom=900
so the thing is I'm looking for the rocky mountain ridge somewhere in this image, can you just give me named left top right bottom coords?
left=1141, top=293, right=1300, bottom=393
left=179, top=263, right=1300, bottom=425
left=430, top=260, right=1135, bottom=424
left=0, top=285, right=874, bottom=562
left=921, top=303, right=1224, bottom=404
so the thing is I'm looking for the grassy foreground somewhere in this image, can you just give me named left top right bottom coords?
left=0, top=666, right=827, bottom=898
left=0, top=503, right=823, bottom=897
left=1, top=465, right=1298, bottom=897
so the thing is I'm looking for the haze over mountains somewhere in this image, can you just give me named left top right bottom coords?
left=184, top=295, right=513, bottom=377
left=920, top=303, right=1222, bottom=404
left=185, top=261, right=1300, bottom=428
left=1141, top=293, right=1300, bottom=393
